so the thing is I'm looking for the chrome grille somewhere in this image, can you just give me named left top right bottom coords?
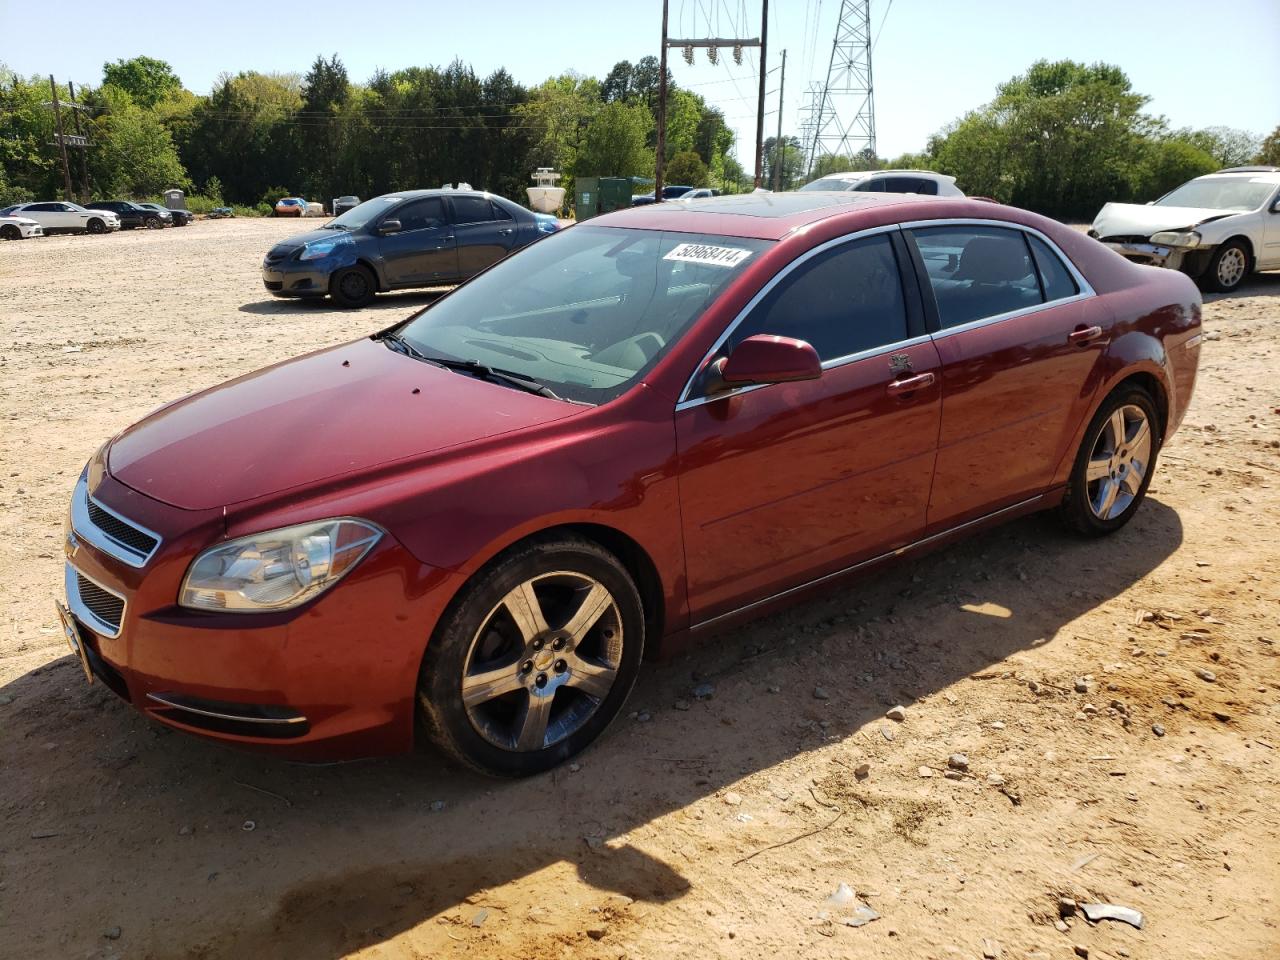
left=76, top=573, right=124, bottom=630
left=86, top=497, right=158, bottom=556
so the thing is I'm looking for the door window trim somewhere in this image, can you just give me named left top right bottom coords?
left=900, top=218, right=1097, bottom=339
left=676, top=223, right=924, bottom=410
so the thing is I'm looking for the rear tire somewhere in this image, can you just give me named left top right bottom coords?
left=417, top=535, right=644, bottom=777
left=86, top=218, right=106, bottom=235
left=1059, top=386, right=1160, bottom=537
left=329, top=265, right=376, bottom=308
left=144, top=216, right=162, bottom=229
left=1199, top=240, right=1251, bottom=293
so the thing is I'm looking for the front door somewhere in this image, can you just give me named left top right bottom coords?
left=449, top=195, right=518, bottom=277
left=675, top=231, right=942, bottom=623
left=377, top=197, right=457, bottom=286
left=905, top=224, right=1111, bottom=530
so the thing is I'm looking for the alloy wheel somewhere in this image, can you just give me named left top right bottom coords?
left=1216, top=246, right=1247, bottom=289
left=1084, top=404, right=1152, bottom=520
left=461, top=571, right=623, bottom=752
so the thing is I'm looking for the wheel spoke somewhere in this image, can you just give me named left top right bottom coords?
left=1122, top=461, right=1145, bottom=496
left=514, top=690, right=554, bottom=751
left=1109, top=409, right=1127, bottom=448
left=561, top=582, right=613, bottom=643
left=565, top=654, right=617, bottom=700
left=461, top=663, right=524, bottom=707
left=1086, top=456, right=1111, bottom=482
left=501, top=580, right=549, bottom=643
left=1129, top=417, right=1151, bottom=457
left=1097, top=478, right=1120, bottom=518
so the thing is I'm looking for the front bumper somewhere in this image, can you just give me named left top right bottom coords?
left=60, top=461, right=459, bottom=761
left=20, top=224, right=43, bottom=238
left=261, top=258, right=333, bottom=297
left=1100, top=240, right=1189, bottom=269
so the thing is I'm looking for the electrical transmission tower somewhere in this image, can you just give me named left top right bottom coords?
left=804, top=0, right=876, bottom=178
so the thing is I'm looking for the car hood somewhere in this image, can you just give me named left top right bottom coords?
left=107, top=337, right=578, bottom=510
left=1091, top=202, right=1238, bottom=238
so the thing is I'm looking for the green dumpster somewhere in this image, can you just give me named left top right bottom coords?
left=574, top=176, right=632, bottom=221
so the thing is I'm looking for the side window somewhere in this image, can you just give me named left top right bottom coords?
left=393, top=198, right=446, bottom=232
left=852, top=178, right=885, bottom=193
left=883, top=177, right=921, bottom=193
left=490, top=200, right=512, bottom=221
left=1027, top=234, right=1080, bottom=302
left=916, top=179, right=939, bottom=196
left=910, top=226, right=1041, bottom=330
left=728, top=233, right=908, bottom=362
left=450, top=195, right=496, bottom=224
left=27, top=203, right=55, bottom=212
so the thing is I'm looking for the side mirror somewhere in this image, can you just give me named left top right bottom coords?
left=715, top=334, right=822, bottom=389
left=378, top=219, right=402, bottom=235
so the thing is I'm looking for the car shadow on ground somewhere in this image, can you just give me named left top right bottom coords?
left=2, top=500, right=1184, bottom=959
left=1202, top=270, right=1280, bottom=303
left=238, top=289, right=453, bottom=316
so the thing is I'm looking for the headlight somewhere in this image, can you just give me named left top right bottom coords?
left=1150, top=230, right=1200, bottom=247
left=179, top=518, right=382, bottom=612
left=298, top=240, right=341, bottom=261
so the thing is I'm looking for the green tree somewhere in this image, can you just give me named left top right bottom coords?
left=762, top=135, right=805, bottom=190
left=1258, top=126, right=1280, bottom=166
left=1175, top=126, right=1261, bottom=168
left=573, top=101, right=653, bottom=179
left=87, top=86, right=188, bottom=196
left=1134, top=137, right=1217, bottom=199
left=601, top=61, right=634, bottom=103
left=810, top=153, right=858, bottom=179
left=666, top=150, right=708, bottom=186
left=102, top=56, right=181, bottom=108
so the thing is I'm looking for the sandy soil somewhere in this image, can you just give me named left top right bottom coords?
left=1, top=218, right=1278, bottom=960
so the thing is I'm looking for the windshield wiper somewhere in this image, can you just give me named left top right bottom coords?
left=321, top=222, right=349, bottom=230
left=379, top=334, right=562, bottom=400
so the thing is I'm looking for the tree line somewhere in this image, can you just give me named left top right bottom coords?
left=2, top=54, right=1276, bottom=221
left=0, top=53, right=739, bottom=214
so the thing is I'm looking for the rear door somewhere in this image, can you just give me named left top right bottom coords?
left=904, top=222, right=1110, bottom=531
left=377, top=197, right=456, bottom=286
left=675, top=230, right=942, bottom=622
left=450, top=195, right=517, bottom=276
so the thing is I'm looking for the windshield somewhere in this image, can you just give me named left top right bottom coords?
left=325, top=195, right=402, bottom=231
left=799, top=177, right=860, bottom=192
left=1156, top=177, right=1276, bottom=211
left=397, top=226, right=771, bottom=404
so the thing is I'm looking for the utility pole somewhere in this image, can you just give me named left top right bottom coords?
left=772, top=49, right=787, bottom=191
left=49, top=75, right=74, bottom=202
left=657, top=2, right=764, bottom=198
left=68, top=81, right=90, bottom=201
left=655, top=0, right=670, bottom=202
left=753, top=0, right=768, bottom=188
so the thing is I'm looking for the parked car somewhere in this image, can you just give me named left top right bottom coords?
left=61, top=191, right=1200, bottom=775
left=85, top=200, right=170, bottom=229
left=1089, top=166, right=1280, bottom=293
left=138, top=202, right=193, bottom=226
left=798, top=169, right=964, bottom=197
left=632, top=185, right=695, bottom=205
left=208, top=207, right=234, bottom=219
left=2, top=201, right=119, bottom=234
left=333, top=195, right=361, bottom=216
left=0, top=213, right=44, bottom=240
left=261, top=189, right=558, bottom=307
left=305, top=201, right=325, bottom=217
left=273, top=197, right=307, bottom=217
left=682, top=188, right=721, bottom=200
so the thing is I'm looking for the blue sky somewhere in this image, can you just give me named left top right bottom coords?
left=4, top=0, right=1278, bottom=166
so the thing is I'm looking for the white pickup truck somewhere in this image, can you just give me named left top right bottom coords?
left=1090, top=166, right=1280, bottom=292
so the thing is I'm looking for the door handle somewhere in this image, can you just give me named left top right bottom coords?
left=498, top=227, right=514, bottom=236
left=1068, top=324, right=1104, bottom=345
left=886, top=372, right=936, bottom=396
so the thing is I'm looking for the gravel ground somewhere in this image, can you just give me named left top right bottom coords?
left=1, top=218, right=1278, bottom=960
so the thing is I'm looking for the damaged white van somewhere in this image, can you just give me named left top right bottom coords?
left=1090, top=166, right=1280, bottom=292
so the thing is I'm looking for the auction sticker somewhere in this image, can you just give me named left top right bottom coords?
left=663, top=243, right=754, bottom=267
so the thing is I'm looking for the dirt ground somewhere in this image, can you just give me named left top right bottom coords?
left=1, top=218, right=1277, bottom=960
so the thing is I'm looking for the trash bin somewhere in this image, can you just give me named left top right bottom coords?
left=573, top=177, right=631, bottom=221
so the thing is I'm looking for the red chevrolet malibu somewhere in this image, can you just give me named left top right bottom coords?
left=58, top=192, right=1201, bottom=776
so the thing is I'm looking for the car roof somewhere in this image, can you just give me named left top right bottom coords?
left=811, top=169, right=955, bottom=182
left=372, top=189, right=502, bottom=201
left=1197, top=168, right=1280, bottom=183
left=591, top=191, right=991, bottom=240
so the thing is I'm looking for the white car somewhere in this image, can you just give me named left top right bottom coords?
left=1090, top=166, right=1280, bottom=292
left=798, top=169, right=964, bottom=197
left=0, top=214, right=44, bottom=240
left=1, top=201, right=121, bottom=235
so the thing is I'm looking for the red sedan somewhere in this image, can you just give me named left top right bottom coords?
left=58, top=192, right=1201, bottom=776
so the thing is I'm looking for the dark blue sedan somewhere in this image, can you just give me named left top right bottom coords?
left=262, top=190, right=558, bottom=307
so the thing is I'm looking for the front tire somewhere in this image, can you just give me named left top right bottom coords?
left=1200, top=240, right=1251, bottom=293
left=86, top=218, right=106, bottom=235
left=329, top=265, right=376, bottom=308
left=1060, top=386, right=1159, bottom=537
left=144, top=216, right=162, bottom=229
left=0, top=225, right=19, bottom=241
left=417, top=535, right=644, bottom=777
